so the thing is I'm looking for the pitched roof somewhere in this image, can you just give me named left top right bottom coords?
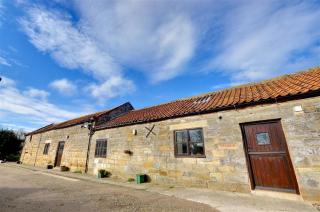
left=26, top=102, right=133, bottom=135
left=96, top=67, right=320, bottom=129
left=26, top=123, right=56, bottom=136
left=25, top=110, right=110, bottom=136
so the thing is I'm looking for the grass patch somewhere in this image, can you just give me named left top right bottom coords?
left=128, top=178, right=135, bottom=182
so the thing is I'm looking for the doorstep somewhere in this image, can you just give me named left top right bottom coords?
left=251, top=189, right=303, bottom=201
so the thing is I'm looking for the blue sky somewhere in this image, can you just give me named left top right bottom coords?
left=0, top=0, right=320, bottom=131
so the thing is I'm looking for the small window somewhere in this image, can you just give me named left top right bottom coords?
left=95, top=139, right=107, bottom=158
left=43, top=143, right=50, bottom=155
left=174, top=128, right=205, bottom=157
left=256, top=132, right=270, bottom=145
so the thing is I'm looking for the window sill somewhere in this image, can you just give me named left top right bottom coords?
left=175, top=155, right=206, bottom=158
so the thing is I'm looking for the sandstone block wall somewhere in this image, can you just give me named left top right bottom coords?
left=21, top=125, right=90, bottom=172
left=90, top=96, right=320, bottom=202
left=21, top=96, right=320, bottom=202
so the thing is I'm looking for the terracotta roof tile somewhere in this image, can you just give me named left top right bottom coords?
left=26, top=103, right=133, bottom=135
left=26, top=123, right=56, bottom=135
left=25, top=110, right=109, bottom=136
left=97, top=67, right=320, bottom=129
left=28, top=67, right=320, bottom=133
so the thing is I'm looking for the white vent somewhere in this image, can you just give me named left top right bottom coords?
left=293, top=105, right=303, bottom=112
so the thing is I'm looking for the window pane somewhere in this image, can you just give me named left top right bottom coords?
left=43, top=143, right=50, bottom=155
left=189, top=129, right=204, bottom=156
left=95, top=144, right=98, bottom=156
left=101, top=140, right=107, bottom=157
left=189, top=129, right=202, bottom=143
left=95, top=139, right=107, bottom=157
left=176, top=131, right=188, bottom=143
left=175, top=131, right=188, bottom=155
left=256, top=132, right=270, bottom=145
left=177, top=142, right=188, bottom=154
left=190, top=142, right=204, bottom=155
left=94, top=141, right=99, bottom=156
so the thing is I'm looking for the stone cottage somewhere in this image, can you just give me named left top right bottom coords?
left=21, top=68, right=320, bottom=202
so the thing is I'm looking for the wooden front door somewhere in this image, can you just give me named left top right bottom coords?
left=241, top=120, right=299, bottom=193
left=54, top=141, right=65, bottom=167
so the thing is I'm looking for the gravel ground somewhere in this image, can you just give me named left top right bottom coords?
left=0, top=165, right=216, bottom=212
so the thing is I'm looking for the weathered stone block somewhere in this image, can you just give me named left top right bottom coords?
left=143, top=161, right=154, bottom=169
left=218, top=143, right=239, bottom=150
left=210, top=172, right=223, bottom=182
left=168, top=170, right=183, bottom=178
left=217, top=166, right=235, bottom=172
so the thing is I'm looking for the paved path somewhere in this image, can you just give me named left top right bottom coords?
left=0, top=165, right=215, bottom=212
left=0, top=164, right=317, bottom=212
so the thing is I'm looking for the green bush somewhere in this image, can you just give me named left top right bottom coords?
left=6, top=154, right=20, bottom=162
left=0, top=129, right=24, bottom=161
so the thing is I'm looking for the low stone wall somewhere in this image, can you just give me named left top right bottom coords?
left=21, top=96, right=320, bottom=202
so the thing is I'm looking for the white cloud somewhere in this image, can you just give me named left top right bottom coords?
left=152, top=15, right=195, bottom=82
left=0, top=76, right=85, bottom=131
left=0, top=55, right=11, bottom=66
left=20, top=7, right=119, bottom=79
left=50, top=78, right=76, bottom=95
left=88, top=76, right=135, bottom=99
left=19, top=1, right=320, bottom=94
left=76, top=0, right=197, bottom=83
left=0, top=76, right=15, bottom=87
left=208, top=0, right=320, bottom=82
left=20, top=6, right=134, bottom=101
left=23, top=87, right=49, bottom=100
left=0, top=54, right=25, bottom=67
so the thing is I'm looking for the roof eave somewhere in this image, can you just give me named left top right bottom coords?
left=94, top=90, right=320, bottom=131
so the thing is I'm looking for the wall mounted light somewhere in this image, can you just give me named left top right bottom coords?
left=132, top=129, right=137, bottom=135
left=81, top=122, right=90, bottom=128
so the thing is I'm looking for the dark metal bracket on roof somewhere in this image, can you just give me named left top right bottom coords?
left=145, top=124, right=156, bottom=138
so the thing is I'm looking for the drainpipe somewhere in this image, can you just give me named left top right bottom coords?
left=20, top=135, right=30, bottom=163
left=34, top=133, right=42, bottom=166
left=85, top=118, right=95, bottom=173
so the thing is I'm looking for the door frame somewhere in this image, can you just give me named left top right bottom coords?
left=240, top=119, right=300, bottom=194
left=54, top=141, right=65, bottom=167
